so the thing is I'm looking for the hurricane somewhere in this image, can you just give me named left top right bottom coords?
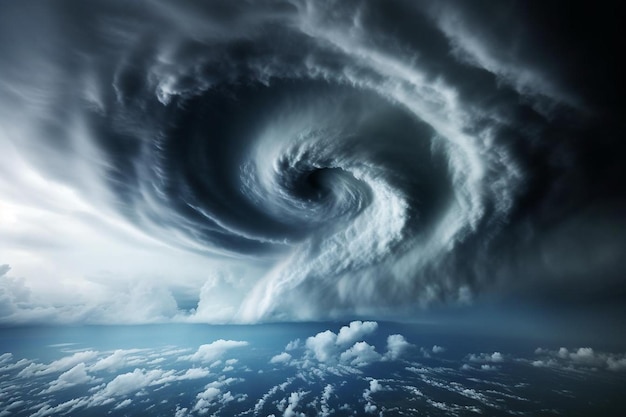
left=77, top=0, right=518, bottom=321
left=1, top=0, right=624, bottom=325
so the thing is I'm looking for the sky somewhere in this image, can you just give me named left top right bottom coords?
left=0, top=0, right=625, bottom=328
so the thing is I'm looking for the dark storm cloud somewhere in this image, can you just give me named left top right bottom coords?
left=0, top=0, right=624, bottom=323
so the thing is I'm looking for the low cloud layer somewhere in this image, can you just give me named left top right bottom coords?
left=268, top=321, right=412, bottom=375
left=2, top=322, right=625, bottom=416
left=1, top=0, right=624, bottom=324
left=532, top=347, right=626, bottom=372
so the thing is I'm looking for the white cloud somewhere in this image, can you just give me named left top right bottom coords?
left=363, top=378, right=384, bottom=401
left=186, top=272, right=245, bottom=323
left=174, top=406, right=189, bottom=417
left=18, top=350, right=98, bottom=378
left=285, top=339, right=301, bottom=351
left=533, top=346, right=626, bottom=371
left=607, top=357, right=626, bottom=371
left=467, top=352, right=503, bottom=363
left=193, top=387, right=221, bottom=413
left=362, top=378, right=386, bottom=414
left=336, top=321, right=378, bottom=346
left=178, top=367, right=211, bottom=380
left=178, top=340, right=248, bottom=363
left=90, top=349, right=144, bottom=372
left=42, top=363, right=96, bottom=393
left=191, top=378, right=246, bottom=415
left=0, top=359, right=29, bottom=375
left=319, top=384, right=334, bottom=417
left=254, top=380, right=294, bottom=415
left=305, top=331, right=338, bottom=363
left=340, top=342, right=381, bottom=367
left=432, top=345, right=445, bottom=354
left=223, top=391, right=236, bottom=403
left=147, top=357, right=166, bottom=365
left=4, top=400, right=25, bottom=411
left=29, top=397, right=90, bottom=417
left=270, top=352, right=292, bottom=365
left=569, top=347, right=598, bottom=365
left=152, top=367, right=211, bottom=385
left=288, top=323, right=411, bottom=376
left=369, top=379, right=383, bottom=393
left=113, top=399, right=132, bottom=410
left=384, top=334, right=411, bottom=360
left=93, top=368, right=166, bottom=399
left=81, top=365, right=214, bottom=407
left=364, top=402, right=377, bottom=414
left=283, top=391, right=306, bottom=417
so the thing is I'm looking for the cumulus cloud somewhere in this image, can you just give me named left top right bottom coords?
left=339, top=342, right=381, bottom=367
left=305, top=331, right=338, bottom=363
left=90, top=349, right=144, bottom=372
left=282, top=391, right=306, bottom=417
left=336, top=321, right=378, bottom=346
left=92, top=368, right=166, bottom=400
left=113, top=399, right=132, bottom=410
left=284, top=322, right=411, bottom=373
left=467, top=352, right=504, bottom=363
left=383, top=334, right=411, bottom=361
left=174, top=406, right=190, bottom=417
left=18, top=351, right=98, bottom=378
left=285, top=339, right=301, bottom=351
left=364, top=402, right=377, bottom=414
left=178, top=340, right=249, bottom=363
left=319, top=384, right=334, bottom=417
left=193, top=387, right=221, bottom=413
left=363, top=379, right=384, bottom=400
left=533, top=347, right=626, bottom=371
left=432, top=345, right=446, bottom=354
left=191, top=377, right=247, bottom=414
left=362, top=381, right=384, bottom=415
left=4, top=336, right=626, bottom=416
left=254, top=381, right=293, bottom=415
left=42, top=363, right=97, bottom=393
left=0, top=352, right=13, bottom=364
left=270, top=352, right=292, bottom=365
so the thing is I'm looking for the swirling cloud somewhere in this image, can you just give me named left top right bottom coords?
left=0, top=0, right=624, bottom=324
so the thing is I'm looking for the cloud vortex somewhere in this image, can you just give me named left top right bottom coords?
left=87, top=1, right=520, bottom=321
left=16, top=0, right=625, bottom=323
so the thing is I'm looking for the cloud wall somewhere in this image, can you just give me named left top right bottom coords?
left=1, top=0, right=624, bottom=324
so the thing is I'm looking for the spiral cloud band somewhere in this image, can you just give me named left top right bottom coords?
left=1, top=0, right=624, bottom=324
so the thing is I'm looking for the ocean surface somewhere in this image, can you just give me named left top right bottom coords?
left=0, top=322, right=624, bottom=416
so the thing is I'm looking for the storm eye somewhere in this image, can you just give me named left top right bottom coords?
left=300, top=168, right=340, bottom=201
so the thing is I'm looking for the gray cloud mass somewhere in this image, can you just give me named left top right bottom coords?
left=0, top=0, right=624, bottom=324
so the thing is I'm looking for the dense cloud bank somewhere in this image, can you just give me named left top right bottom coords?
left=1, top=0, right=624, bottom=323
